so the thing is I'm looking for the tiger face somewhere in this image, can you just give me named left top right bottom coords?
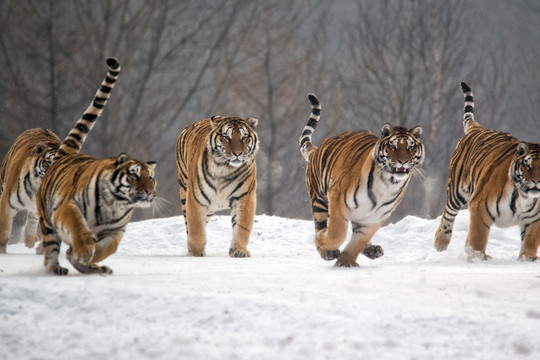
left=110, top=153, right=156, bottom=207
left=375, top=124, right=424, bottom=178
left=209, top=116, right=259, bottom=167
left=34, top=142, right=59, bottom=178
left=511, top=143, right=540, bottom=198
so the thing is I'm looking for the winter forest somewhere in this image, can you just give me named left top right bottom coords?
left=1, top=0, right=539, bottom=222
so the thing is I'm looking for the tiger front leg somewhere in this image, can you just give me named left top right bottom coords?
left=66, top=247, right=113, bottom=275
left=0, top=200, right=16, bottom=253
left=185, top=194, right=208, bottom=256
left=336, top=223, right=381, bottom=267
left=229, top=188, right=256, bottom=258
left=55, top=202, right=96, bottom=264
left=23, top=211, right=40, bottom=249
left=519, top=221, right=540, bottom=261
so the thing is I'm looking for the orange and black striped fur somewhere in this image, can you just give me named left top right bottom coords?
left=435, top=83, right=540, bottom=261
left=176, top=116, right=259, bottom=257
left=0, top=129, right=61, bottom=253
left=37, top=58, right=157, bottom=275
left=300, top=94, right=425, bottom=267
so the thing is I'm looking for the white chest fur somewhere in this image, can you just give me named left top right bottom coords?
left=348, top=170, right=410, bottom=225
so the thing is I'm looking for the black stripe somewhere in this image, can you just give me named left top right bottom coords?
left=367, top=162, right=377, bottom=209
left=306, top=117, right=318, bottom=128
left=82, top=113, right=98, bottom=121
left=311, top=108, right=321, bottom=116
left=75, top=123, right=89, bottom=133
left=464, top=95, right=474, bottom=102
left=99, top=85, right=112, bottom=93
left=464, top=105, right=474, bottom=113
left=315, top=220, right=327, bottom=231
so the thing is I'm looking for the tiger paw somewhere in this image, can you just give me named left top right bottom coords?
left=24, top=234, right=39, bottom=249
left=466, top=247, right=491, bottom=262
left=86, top=264, right=113, bottom=275
left=188, top=249, right=206, bottom=257
left=72, top=236, right=96, bottom=264
left=47, top=265, right=69, bottom=276
left=35, top=241, right=44, bottom=255
left=363, top=244, right=384, bottom=259
left=518, top=254, right=538, bottom=262
left=318, top=248, right=340, bottom=261
left=434, top=230, right=451, bottom=252
left=334, top=259, right=360, bottom=268
left=229, top=247, right=251, bottom=258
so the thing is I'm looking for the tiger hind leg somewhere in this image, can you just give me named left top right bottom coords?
left=435, top=187, right=467, bottom=252
left=465, top=202, right=493, bottom=261
left=66, top=247, right=112, bottom=274
left=41, top=230, right=68, bottom=275
left=314, top=198, right=348, bottom=261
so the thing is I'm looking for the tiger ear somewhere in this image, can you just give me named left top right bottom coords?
left=35, top=143, right=46, bottom=154
left=146, top=161, right=156, bottom=171
left=246, top=117, right=258, bottom=129
left=381, top=123, right=394, bottom=137
left=411, top=126, right=423, bottom=139
left=517, top=143, right=529, bottom=157
left=116, top=153, right=130, bottom=166
left=210, top=116, right=221, bottom=129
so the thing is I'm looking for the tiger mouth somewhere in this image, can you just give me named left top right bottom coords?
left=393, top=166, right=410, bottom=174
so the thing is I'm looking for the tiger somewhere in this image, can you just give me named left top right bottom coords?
left=300, top=94, right=425, bottom=267
left=0, top=129, right=61, bottom=253
left=37, top=57, right=157, bottom=275
left=434, top=82, right=540, bottom=261
left=176, top=115, right=259, bottom=257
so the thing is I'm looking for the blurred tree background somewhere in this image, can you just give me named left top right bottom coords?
left=1, top=0, right=539, bottom=222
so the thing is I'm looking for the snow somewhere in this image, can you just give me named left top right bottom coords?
left=1, top=210, right=539, bottom=360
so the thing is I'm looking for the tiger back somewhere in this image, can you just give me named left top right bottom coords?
left=37, top=57, right=157, bottom=275
left=176, top=116, right=259, bottom=257
left=300, top=94, right=424, bottom=267
left=0, top=128, right=61, bottom=253
left=434, top=82, right=540, bottom=260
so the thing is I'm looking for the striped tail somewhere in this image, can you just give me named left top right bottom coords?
left=53, top=57, right=121, bottom=161
left=460, top=82, right=474, bottom=133
left=299, top=93, right=321, bottom=161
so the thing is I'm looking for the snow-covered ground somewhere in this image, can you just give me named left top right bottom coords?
left=1, top=210, right=539, bottom=360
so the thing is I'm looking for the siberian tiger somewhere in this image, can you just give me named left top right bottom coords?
left=434, top=82, right=540, bottom=261
left=300, top=94, right=425, bottom=267
left=0, top=129, right=61, bottom=253
left=37, top=57, right=157, bottom=275
left=176, top=115, right=259, bottom=257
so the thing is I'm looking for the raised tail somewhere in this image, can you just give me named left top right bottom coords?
left=460, top=82, right=475, bottom=133
left=299, top=93, right=321, bottom=161
left=53, top=57, right=121, bottom=161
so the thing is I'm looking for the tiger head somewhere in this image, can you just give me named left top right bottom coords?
left=34, top=142, right=60, bottom=178
left=109, top=153, right=157, bottom=207
left=208, top=116, right=259, bottom=167
left=374, top=124, right=424, bottom=179
left=511, top=143, right=540, bottom=198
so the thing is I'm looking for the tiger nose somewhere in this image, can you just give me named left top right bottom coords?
left=232, top=151, right=242, bottom=157
left=398, top=160, right=408, bottom=165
